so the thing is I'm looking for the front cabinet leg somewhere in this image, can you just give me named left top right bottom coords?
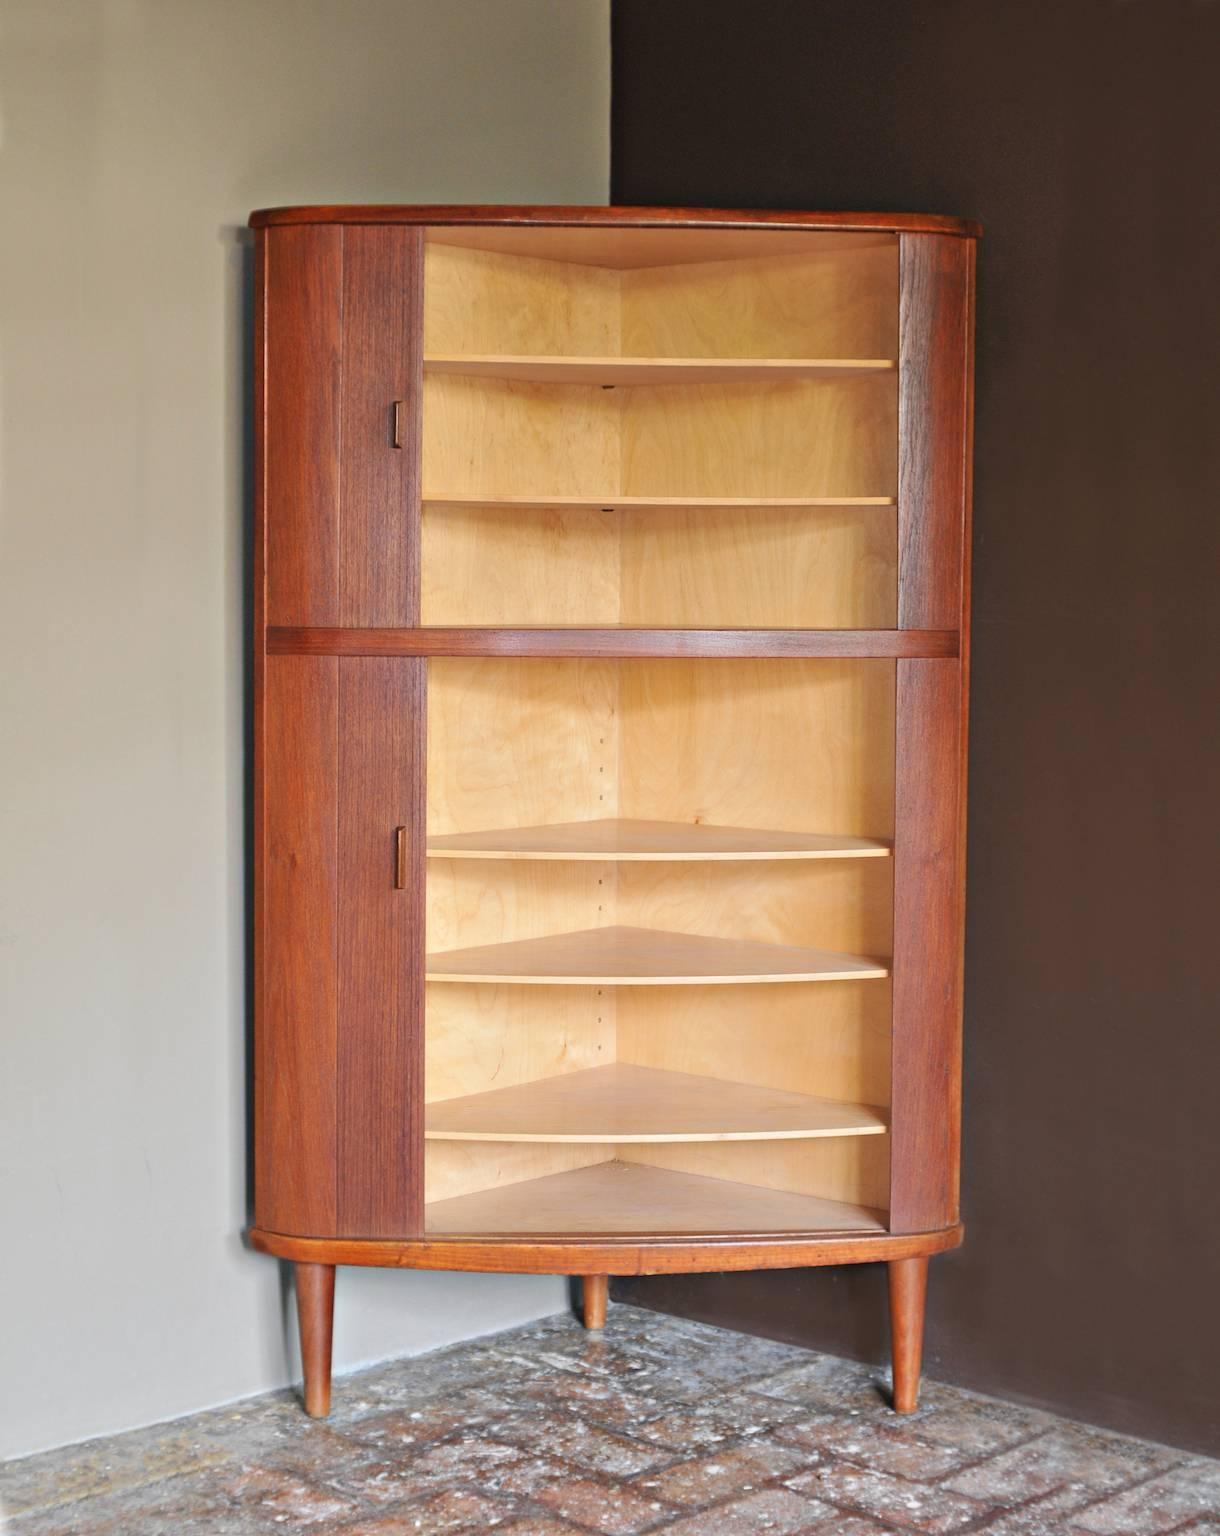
left=296, top=1262, right=335, bottom=1417
left=888, top=1256, right=928, bottom=1413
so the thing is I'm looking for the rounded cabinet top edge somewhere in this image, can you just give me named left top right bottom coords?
left=247, top=204, right=983, bottom=238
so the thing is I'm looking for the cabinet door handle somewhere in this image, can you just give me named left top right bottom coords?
left=394, top=826, right=407, bottom=889
left=392, top=399, right=407, bottom=449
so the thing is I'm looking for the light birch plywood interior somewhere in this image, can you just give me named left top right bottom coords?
left=425, top=656, right=894, bottom=1217
left=420, top=231, right=898, bottom=628
left=421, top=227, right=897, bottom=1231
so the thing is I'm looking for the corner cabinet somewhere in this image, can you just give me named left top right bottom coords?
left=248, top=205, right=978, bottom=1418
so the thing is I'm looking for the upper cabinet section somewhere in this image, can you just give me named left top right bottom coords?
left=421, top=227, right=898, bottom=629
left=256, top=212, right=974, bottom=634
left=422, top=225, right=898, bottom=356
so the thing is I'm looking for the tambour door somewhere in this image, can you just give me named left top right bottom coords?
left=888, top=232, right=974, bottom=1233
left=255, top=218, right=427, bottom=1239
left=256, top=655, right=426, bottom=1239
left=260, top=223, right=423, bottom=629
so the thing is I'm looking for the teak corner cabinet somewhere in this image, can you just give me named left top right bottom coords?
left=247, top=204, right=978, bottom=1418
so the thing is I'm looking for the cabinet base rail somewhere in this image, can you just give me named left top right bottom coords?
left=259, top=1225, right=960, bottom=1420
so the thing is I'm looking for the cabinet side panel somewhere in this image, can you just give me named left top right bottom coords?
left=890, top=658, right=963, bottom=1232
left=340, top=228, right=423, bottom=626
left=265, top=226, right=342, bottom=626
left=252, top=233, right=268, bottom=1220
left=257, top=655, right=339, bottom=1236
left=338, top=658, right=426, bottom=1236
left=897, top=234, right=971, bottom=629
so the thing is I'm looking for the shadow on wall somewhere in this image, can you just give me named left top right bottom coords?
left=225, top=225, right=257, bottom=1236
left=225, top=219, right=296, bottom=1363
left=608, top=0, right=1220, bottom=1458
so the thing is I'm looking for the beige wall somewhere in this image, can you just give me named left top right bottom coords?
left=0, top=0, right=609, bottom=1459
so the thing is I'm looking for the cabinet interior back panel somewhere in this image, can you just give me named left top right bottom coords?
left=613, top=658, right=892, bottom=1210
left=617, top=500, right=895, bottom=629
left=618, top=242, right=897, bottom=358
left=423, top=243, right=622, bottom=355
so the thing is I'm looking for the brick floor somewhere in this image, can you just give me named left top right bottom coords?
left=1, top=1305, right=1216, bottom=1534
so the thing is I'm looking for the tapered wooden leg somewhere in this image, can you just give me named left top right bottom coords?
left=888, top=1256, right=928, bottom=1413
left=582, top=1274, right=609, bottom=1330
left=296, top=1262, right=335, bottom=1418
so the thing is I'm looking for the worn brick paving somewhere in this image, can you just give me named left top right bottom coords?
left=2, top=1305, right=1216, bottom=1534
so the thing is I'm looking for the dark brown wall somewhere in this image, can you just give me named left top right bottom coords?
left=610, top=0, right=1220, bottom=1455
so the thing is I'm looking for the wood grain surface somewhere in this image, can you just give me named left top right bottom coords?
left=265, top=227, right=341, bottom=626
left=257, top=656, right=338, bottom=1237
left=249, top=1222, right=965, bottom=1274
left=897, top=235, right=972, bottom=630
left=337, top=659, right=426, bottom=1237
left=339, top=228, right=422, bottom=625
left=889, top=660, right=963, bottom=1233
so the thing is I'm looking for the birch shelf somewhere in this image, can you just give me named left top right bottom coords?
left=422, top=494, right=897, bottom=512
left=424, top=1064, right=888, bottom=1144
left=423, top=353, right=896, bottom=385
left=426, top=818, right=892, bottom=862
left=425, top=1160, right=887, bottom=1235
left=424, top=925, right=890, bottom=985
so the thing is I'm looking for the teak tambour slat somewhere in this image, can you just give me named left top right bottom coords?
left=337, top=658, right=426, bottom=1237
left=897, top=234, right=972, bottom=630
left=339, top=229, right=423, bottom=627
left=264, top=226, right=424, bottom=628
left=263, top=228, right=341, bottom=628
left=257, top=654, right=339, bottom=1237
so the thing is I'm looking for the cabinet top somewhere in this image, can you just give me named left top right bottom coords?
left=248, top=203, right=982, bottom=238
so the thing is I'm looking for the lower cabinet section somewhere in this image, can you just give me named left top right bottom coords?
left=255, top=652, right=966, bottom=1254
left=424, top=655, right=895, bottom=1229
